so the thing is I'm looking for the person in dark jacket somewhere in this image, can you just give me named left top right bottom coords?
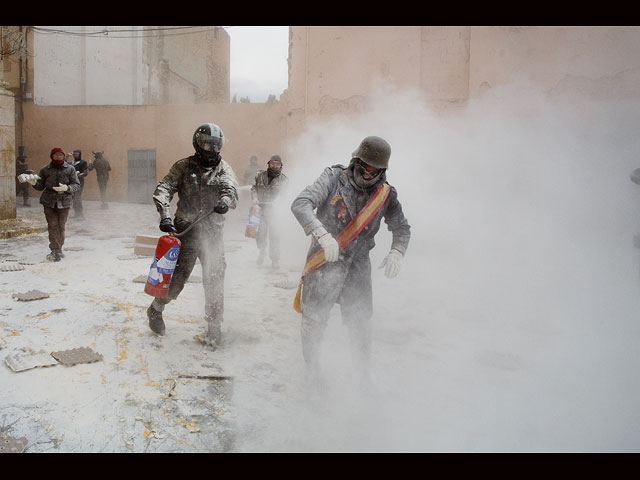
left=291, top=136, right=411, bottom=387
left=250, top=155, right=289, bottom=269
left=146, top=123, right=238, bottom=349
left=29, top=147, right=81, bottom=261
left=89, top=151, right=111, bottom=209
left=71, top=149, right=88, bottom=219
left=15, top=148, right=33, bottom=207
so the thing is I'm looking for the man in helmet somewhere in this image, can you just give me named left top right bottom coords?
left=146, top=123, right=239, bottom=349
left=251, top=154, right=289, bottom=269
left=291, top=136, right=411, bottom=387
left=71, top=149, right=88, bottom=219
left=88, top=151, right=111, bottom=209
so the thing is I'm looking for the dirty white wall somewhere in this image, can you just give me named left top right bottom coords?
left=0, top=86, right=16, bottom=219
left=32, top=26, right=229, bottom=106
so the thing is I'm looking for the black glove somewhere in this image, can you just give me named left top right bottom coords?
left=213, top=199, right=229, bottom=215
left=159, top=217, right=177, bottom=233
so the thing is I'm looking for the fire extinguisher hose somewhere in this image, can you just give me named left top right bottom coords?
left=172, top=207, right=218, bottom=239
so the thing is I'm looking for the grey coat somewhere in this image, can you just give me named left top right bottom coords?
left=291, top=165, right=411, bottom=320
left=33, top=162, right=81, bottom=209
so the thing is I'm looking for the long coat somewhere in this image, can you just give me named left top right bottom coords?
left=291, top=165, right=411, bottom=321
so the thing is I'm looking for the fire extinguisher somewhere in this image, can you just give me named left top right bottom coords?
left=144, top=233, right=182, bottom=298
left=144, top=207, right=217, bottom=298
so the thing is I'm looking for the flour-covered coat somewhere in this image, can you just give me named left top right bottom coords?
left=152, top=155, right=238, bottom=328
left=291, top=164, right=411, bottom=325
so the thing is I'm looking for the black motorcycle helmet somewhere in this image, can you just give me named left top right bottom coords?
left=193, top=123, right=225, bottom=167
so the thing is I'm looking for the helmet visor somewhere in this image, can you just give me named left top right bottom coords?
left=196, top=133, right=224, bottom=153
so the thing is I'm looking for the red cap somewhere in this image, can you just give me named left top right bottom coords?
left=50, top=147, right=65, bottom=159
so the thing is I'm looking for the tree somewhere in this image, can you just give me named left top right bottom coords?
left=266, top=94, right=277, bottom=103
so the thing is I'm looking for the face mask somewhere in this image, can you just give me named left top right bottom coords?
left=197, top=150, right=221, bottom=168
left=51, top=158, right=64, bottom=166
left=349, top=158, right=384, bottom=189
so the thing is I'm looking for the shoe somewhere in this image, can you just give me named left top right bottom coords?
left=23, top=202, right=31, bottom=207
left=257, top=252, right=265, bottom=265
left=46, top=252, right=61, bottom=262
left=147, top=306, right=165, bottom=335
left=55, top=249, right=65, bottom=258
left=194, top=332, right=218, bottom=350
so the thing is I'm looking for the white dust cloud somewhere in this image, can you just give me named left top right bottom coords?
left=229, top=79, right=640, bottom=452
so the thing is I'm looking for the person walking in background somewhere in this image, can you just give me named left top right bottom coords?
left=251, top=155, right=288, bottom=269
left=290, top=136, right=411, bottom=389
left=71, top=149, right=88, bottom=219
left=15, top=147, right=33, bottom=207
left=242, top=155, right=259, bottom=186
left=26, top=147, right=81, bottom=262
left=89, top=151, right=111, bottom=209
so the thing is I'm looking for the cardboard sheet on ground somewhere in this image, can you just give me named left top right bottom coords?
left=50, top=347, right=103, bottom=366
left=5, top=350, right=58, bottom=372
left=12, top=290, right=50, bottom=301
left=0, top=435, right=28, bottom=453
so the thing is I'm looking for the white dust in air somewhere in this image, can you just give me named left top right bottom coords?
left=230, top=80, right=640, bottom=452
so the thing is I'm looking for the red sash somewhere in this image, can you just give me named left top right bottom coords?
left=293, top=183, right=390, bottom=313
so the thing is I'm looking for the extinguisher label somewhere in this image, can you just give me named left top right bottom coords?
left=157, top=245, right=180, bottom=274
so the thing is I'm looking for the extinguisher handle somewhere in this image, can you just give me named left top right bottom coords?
left=173, top=207, right=218, bottom=238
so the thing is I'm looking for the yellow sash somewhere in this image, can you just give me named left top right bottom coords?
left=293, top=183, right=391, bottom=313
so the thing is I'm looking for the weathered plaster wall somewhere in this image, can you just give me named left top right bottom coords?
left=468, top=26, right=640, bottom=101
left=0, top=87, right=16, bottom=220
left=33, top=26, right=229, bottom=106
left=20, top=101, right=287, bottom=203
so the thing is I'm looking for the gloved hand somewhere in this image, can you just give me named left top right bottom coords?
left=159, top=217, right=177, bottom=233
left=379, top=249, right=403, bottom=278
left=213, top=199, right=229, bottom=214
left=52, top=183, right=69, bottom=192
left=317, top=232, right=339, bottom=262
left=18, top=173, right=40, bottom=185
left=27, top=176, right=39, bottom=186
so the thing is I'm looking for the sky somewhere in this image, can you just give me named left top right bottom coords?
left=226, top=26, right=289, bottom=103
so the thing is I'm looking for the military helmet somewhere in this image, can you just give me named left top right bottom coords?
left=351, top=136, right=391, bottom=169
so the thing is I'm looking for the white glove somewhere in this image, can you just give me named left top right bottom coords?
left=18, top=173, right=40, bottom=185
left=317, top=232, right=339, bottom=262
left=379, top=249, right=403, bottom=278
left=52, top=183, right=69, bottom=192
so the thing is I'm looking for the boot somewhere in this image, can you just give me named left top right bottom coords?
left=257, top=251, right=265, bottom=266
left=46, top=251, right=61, bottom=262
left=54, top=249, right=65, bottom=259
left=147, top=305, right=165, bottom=335
left=23, top=200, right=31, bottom=207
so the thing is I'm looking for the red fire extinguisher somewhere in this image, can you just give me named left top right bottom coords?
left=144, top=234, right=182, bottom=298
left=144, top=207, right=219, bottom=298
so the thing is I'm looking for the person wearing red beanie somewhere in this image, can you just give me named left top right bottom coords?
left=29, top=147, right=81, bottom=261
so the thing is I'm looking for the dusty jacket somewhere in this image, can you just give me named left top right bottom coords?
left=73, top=159, right=88, bottom=187
left=251, top=170, right=288, bottom=205
left=33, top=162, right=81, bottom=208
left=89, top=157, right=111, bottom=180
left=291, top=165, right=411, bottom=259
left=153, top=155, right=239, bottom=227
